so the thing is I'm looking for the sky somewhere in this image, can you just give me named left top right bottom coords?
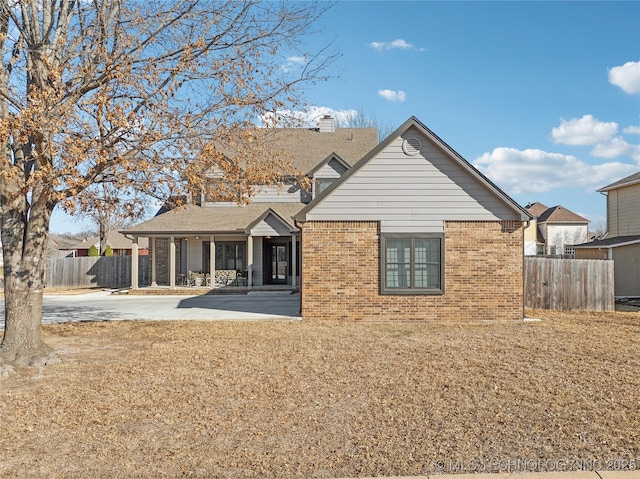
left=50, top=0, right=640, bottom=234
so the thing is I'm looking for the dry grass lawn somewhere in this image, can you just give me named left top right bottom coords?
left=1, top=310, right=639, bottom=478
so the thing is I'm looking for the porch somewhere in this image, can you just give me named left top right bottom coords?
left=128, top=233, right=300, bottom=290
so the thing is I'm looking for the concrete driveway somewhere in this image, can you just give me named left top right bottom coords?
left=0, top=290, right=301, bottom=326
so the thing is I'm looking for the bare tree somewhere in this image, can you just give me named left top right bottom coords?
left=336, top=107, right=395, bottom=142
left=73, top=183, right=145, bottom=255
left=0, top=0, right=335, bottom=365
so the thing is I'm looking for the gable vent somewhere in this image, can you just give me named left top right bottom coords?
left=402, top=137, right=421, bottom=156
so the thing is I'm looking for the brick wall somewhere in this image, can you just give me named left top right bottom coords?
left=148, top=238, right=182, bottom=285
left=301, top=220, right=524, bottom=321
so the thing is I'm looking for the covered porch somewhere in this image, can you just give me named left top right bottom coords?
left=124, top=205, right=301, bottom=291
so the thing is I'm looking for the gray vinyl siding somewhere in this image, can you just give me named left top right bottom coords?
left=250, top=213, right=292, bottom=237
left=612, top=243, right=640, bottom=296
left=305, top=130, right=519, bottom=230
left=313, top=158, right=349, bottom=179
left=608, top=184, right=640, bottom=237
left=242, top=186, right=302, bottom=203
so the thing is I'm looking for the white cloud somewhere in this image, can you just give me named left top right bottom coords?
left=260, top=106, right=358, bottom=128
left=623, top=125, right=640, bottom=135
left=550, top=115, right=640, bottom=162
left=369, top=39, right=425, bottom=52
left=378, top=89, right=406, bottom=103
left=551, top=115, right=618, bottom=145
left=473, top=147, right=638, bottom=195
left=280, top=55, right=306, bottom=73
left=589, top=137, right=640, bottom=161
left=608, top=61, right=640, bottom=94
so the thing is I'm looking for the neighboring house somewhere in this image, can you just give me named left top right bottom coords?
left=523, top=202, right=589, bottom=256
left=573, top=171, right=640, bottom=297
left=48, top=234, right=84, bottom=259
left=51, top=231, right=149, bottom=257
left=125, top=116, right=531, bottom=321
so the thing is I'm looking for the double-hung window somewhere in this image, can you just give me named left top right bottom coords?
left=381, top=234, right=444, bottom=294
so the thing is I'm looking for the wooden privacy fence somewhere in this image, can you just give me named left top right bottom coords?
left=46, top=256, right=149, bottom=289
left=524, top=257, right=614, bottom=311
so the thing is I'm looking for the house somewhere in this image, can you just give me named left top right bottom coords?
left=50, top=231, right=149, bottom=257
left=294, top=117, right=530, bottom=321
left=523, top=202, right=589, bottom=256
left=573, top=171, right=640, bottom=297
left=48, top=234, right=84, bottom=259
left=123, top=116, right=378, bottom=289
left=125, top=116, right=531, bottom=321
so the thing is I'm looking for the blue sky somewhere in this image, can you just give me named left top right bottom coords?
left=296, top=0, right=640, bottom=228
left=50, top=1, right=640, bottom=234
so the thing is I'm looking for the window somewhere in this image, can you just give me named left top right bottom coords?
left=316, top=178, right=334, bottom=195
left=203, top=241, right=245, bottom=272
left=381, top=234, right=444, bottom=294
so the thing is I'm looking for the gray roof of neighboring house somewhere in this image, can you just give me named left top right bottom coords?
left=49, top=234, right=84, bottom=250
left=536, top=205, right=589, bottom=223
left=57, top=231, right=149, bottom=250
left=573, top=234, right=640, bottom=248
left=597, top=171, right=640, bottom=192
left=123, top=203, right=304, bottom=235
left=525, top=202, right=549, bottom=218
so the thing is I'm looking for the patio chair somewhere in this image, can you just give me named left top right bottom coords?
left=235, top=270, right=248, bottom=286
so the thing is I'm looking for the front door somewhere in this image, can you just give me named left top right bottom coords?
left=264, top=241, right=288, bottom=284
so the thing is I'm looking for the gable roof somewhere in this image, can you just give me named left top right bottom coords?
left=122, top=202, right=302, bottom=236
left=245, top=208, right=296, bottom=234
left=295, top=116, right=531, bottom=223
left=306, top=153, right=350, bottom=178
left=272, top=127, right=377, bottom=174
left=525, top=202, right=549, bottom=218
left=537, top=205, right=589, bottom=224
left=597, top=171, right=640, bottom=192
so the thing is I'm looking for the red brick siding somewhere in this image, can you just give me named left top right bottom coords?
left=301, top=220, right=524, bottom=321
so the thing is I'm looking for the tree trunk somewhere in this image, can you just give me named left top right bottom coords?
left=1, top=276, right=52, bottom=365
left=0, top=201, right=54, bottom=366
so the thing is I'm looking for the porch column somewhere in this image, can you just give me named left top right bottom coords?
left=291, top=233, right=297, bottom=288
left=151, top=237, right=157, bottom=287
left=214, top=235, right=216, bottom=288
left=247, top=235, right=253, bottom=288
left=131, top=236, right=139, bottom=290
left=169, top=235, right=176, bottom=288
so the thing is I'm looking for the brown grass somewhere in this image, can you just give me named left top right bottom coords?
left=1, top=310, right=639, bottom=478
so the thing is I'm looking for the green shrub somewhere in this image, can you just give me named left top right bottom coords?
left=104, top=245, right=114, bottom=256
left=88, top=245, right=99, bottom=256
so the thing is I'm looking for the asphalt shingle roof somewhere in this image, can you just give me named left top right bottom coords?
left=573, top=234, right=640, bottom=248
left=535, top=205, right=589, bottom=223
left=271, top=127, right=378, bottom=174
left=525, top=202, right=549, bottom=218
left=597, top=171, right=640, bottom=192
left=124, top=203, right=304, bottom=235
